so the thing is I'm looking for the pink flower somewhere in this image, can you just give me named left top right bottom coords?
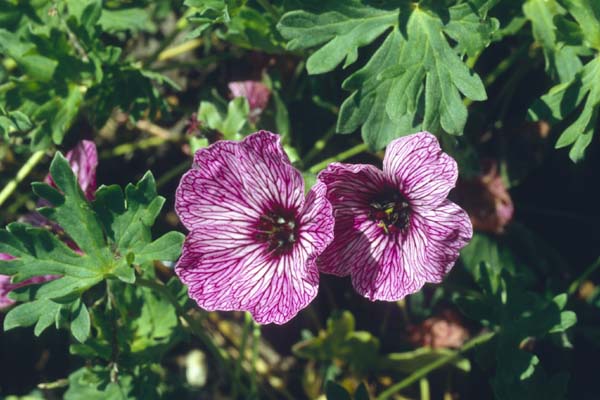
left=453, top=160, right=514, bottom=234
left=175, top=131, right=334, bottom=324
left=228, top=81, right=271, bottom=123
left=44, top=140, right=98, bottom=200
left=0, top=253, right=54, bottom=309
left=318, top=132, right=472, bottom=301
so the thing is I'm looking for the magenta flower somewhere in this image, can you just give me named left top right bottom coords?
left=175, top=131, right=334, bottom=324
left=228, top=81, right=271, bottom=123
left=45, top=139, right=98, bottom=200
left=318, top=132, right=472, bottom=301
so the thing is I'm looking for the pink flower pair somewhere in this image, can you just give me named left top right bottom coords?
left=175, top=131, right=472, bottom=324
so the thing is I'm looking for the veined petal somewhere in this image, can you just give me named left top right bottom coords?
left=317, top=163, right=386, bottom=276
left=298, top=180, right=335, bottom=257
left=177, top=131, right=304, bottom=231
left=349, top=225, right=426, bottom=301
left=176, top=224, right=319, bottom=324
left=350, top=200, right=471, bottom=301
left=411, top=199, right=473, bottom=281
left=383, top=132, right=457, bottom=210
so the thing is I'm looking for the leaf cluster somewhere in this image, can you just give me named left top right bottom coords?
left=278, top=0, right=498, bottom=149
left=0, top=0, right=173, bottom=150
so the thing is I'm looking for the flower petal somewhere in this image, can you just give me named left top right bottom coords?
left=176, top=224, right=319, bottom=325
left=228, top=81, right=270, bottom=112
left=347, top=200, right=471, bottom=301
left=349, top=226, right=426, bottom=301
left=317, top=163, right=387, bottom=276
left=411, top=199, right=473, bottom=281
left=383, top=132, right=457, bottom=210
left=176, top=131, right=304, bottom=231
left=298, top=179, right=335, bottom=258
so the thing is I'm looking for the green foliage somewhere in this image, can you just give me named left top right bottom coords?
left=526, top=0, right=600, bottom=161
left=293, top=311, right=380, bottom=376
left=0, top=1, right=172, bottom=150
left=278, top=1, right=497, bottom=149
left=0, top=152, right=184, bottom=342
left=185, top=0, right=285, bottom=52
left=193, top=96, right=251, bottom=149
left=456, top=263, right=576, bottom=400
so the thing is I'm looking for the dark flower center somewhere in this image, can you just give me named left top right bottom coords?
left=255, top=206, right=299, bottom=255
left=369, top=190, right=411, bottom=234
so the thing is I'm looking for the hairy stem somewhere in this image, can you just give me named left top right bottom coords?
left=0, top=150, right=45, bottom=208
left=377, top=331, right=496, bottom=400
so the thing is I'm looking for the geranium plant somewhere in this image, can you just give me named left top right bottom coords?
left=0, top=1, right=596, bottom=399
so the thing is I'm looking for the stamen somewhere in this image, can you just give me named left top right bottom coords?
left=254, top=206, right=299, bottom=255
left=369, top=190, right=411, bottom=234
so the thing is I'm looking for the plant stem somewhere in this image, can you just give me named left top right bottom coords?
left=568, top=256, right=600, bottom=296
left=0, top=150, right=45, bottom=208
left=303, top=125, right=337, bottom=166
left=376, top=331, right=496, bottom=400
left=157, top=38, right=203, bottom=62
left=250, top=320, right=261, bottom=397
left=232, top=313, right=252, bottom=399
left=136, top=278, right=229, bottom=370
left=308, top=143, right=369, bottom=174
left=100, top=136, right=178, bottom=159
left=419, top=378, right=430, bottom=400
left=156, top=159, right=191, bottom=189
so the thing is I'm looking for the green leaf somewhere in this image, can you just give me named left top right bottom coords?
left=93, top=172, right=166, bottom=259
left=0, top=29, right=58, bottom=82
left=99, top=8, right=156, bottom=34
left=64, top=367, right=135, bottom=400
left=278, top=0, right=397, bottom=74
left=1, top=152, right=182, bottom=339
left=382, top=348, right=471, bottom=373
left=185, top=0, right=245, bottom=38
left=561, top=0, right=600, bottom=50
left=523, top=0, right=583, bottom=82
left=221, top=97, right=250, bottom=138
left=283, top=2, right=495, bottom=149
left=529, top=56, right=600, bottom=162
left=71, top=300, right=91, bottom=343
left=39, top=153, right=106, bottom=258
left=134, top=232, right=185, bottom=265
left=197, top=98, right=250, bottom=140
left=3, top=299, right=62, bottom=332
left=0, top=224, right=103, bottom=287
